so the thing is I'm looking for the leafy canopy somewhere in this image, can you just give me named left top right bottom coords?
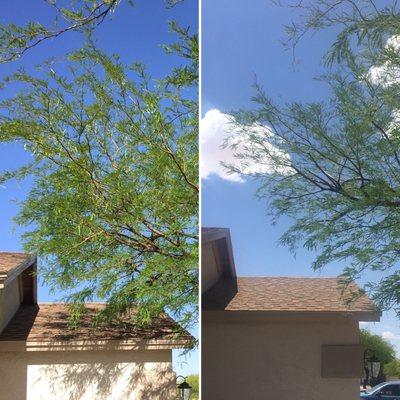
left=282, top=0, right=400, bottom=65
left=0, top=0, right=184, bottom=64
left=227, top=0, right=400, bottom=317
left=384, top=359, right=400, bottom=377
left=361, top=328, right=395, bottom=381
left=186, top=375, right=199, bottom=400
left=0, top=24, right=198, bottom=330
left=361, top=329, right=396, bottom=366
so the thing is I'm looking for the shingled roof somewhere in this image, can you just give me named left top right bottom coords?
left=0, top=252, right=36, bottom=288
left=0, top=303, right=193, bottom=351
left=203, top=277, right=380, bottom=320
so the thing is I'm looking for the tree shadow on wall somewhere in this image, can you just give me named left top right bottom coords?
left=30, top=350, right=177, bottom=400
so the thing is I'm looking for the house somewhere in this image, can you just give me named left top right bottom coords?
left=0, top=252, right=193, bottom=400
left=202, top=228, right=381, bottom=400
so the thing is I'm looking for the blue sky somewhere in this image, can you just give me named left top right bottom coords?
left=201, top=0, right=400, bottom=356
left=0, top=0, right=198, bottom=376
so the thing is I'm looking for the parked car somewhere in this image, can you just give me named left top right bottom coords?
left=360, top=381, right=400, bottom=399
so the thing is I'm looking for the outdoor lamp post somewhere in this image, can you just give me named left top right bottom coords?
left=363, top=350, right=381, bottom=388
left=176, top=375, right=192, bottom=400
left=368, top=355, right=381, bottom=380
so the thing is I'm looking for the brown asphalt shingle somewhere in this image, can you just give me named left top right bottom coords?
left=0, top=252, right=33, bottom=276
left=0, top=303, right=193, bottom=343
left=202, top=277, right=378, bottom=314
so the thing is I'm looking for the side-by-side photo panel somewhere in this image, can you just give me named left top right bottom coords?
left=201, top=1, right=400, bottom=399
left=0, top=1, right=199, bottom=399
left=3, top=0, right=400, bottom=399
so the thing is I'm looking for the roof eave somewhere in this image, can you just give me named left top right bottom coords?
left=0, top=337, right=194, bottom=352
left=203, top=309, right=381, bottom=322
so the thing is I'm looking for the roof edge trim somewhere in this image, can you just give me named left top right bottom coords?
left=203, top=309, right=381, bottom=322
left=0, top=338, right=193, bottom=352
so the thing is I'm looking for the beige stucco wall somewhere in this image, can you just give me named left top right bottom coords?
left=202, top=312, right=361, bottom=400
left=0, top=278, right=21, bottom=334
left=0, top=349, right=176, bottom=400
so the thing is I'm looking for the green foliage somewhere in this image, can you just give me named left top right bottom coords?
left=0, top=0, right=121, bottom=63
left=361, top=329, right=396, bottom=366
left=0, top=0, right=184, bottom=63
left=0, top=29, right=198, bottom=331
left=384, top=359, right=400, bottom=377
left=186, top=375, right=199, bottom=399
left=282, top=0, right=400, bottom=66
left=163, top=21, right=199, bottom=87
left=361, top=329, right=395, bottom=382
left=228, top=1, right=400, bottom=318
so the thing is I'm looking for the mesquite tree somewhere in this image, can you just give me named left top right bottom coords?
left=0, top=24, right=198, bottom=330
left=227, top=0, right=400, bottom=317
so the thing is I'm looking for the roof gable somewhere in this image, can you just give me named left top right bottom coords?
left=201, top=228, right=236, bottom=293
left=0, top=252, right=36, bottom=289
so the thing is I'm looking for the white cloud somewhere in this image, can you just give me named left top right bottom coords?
left=387, top=35, right=400, bottom=52
left=387, top=109, right=400, bottom=135
left=368, top=35, right=400, bottom=87
left=367, top=36, right=400, bottom=138
left=200, top=109, right=291, bottom=183
left=368, top=63, right=400, bottom=87
left=382, top=331, right=400, bottom=340
left=200, top=109, right=244, bottom=182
